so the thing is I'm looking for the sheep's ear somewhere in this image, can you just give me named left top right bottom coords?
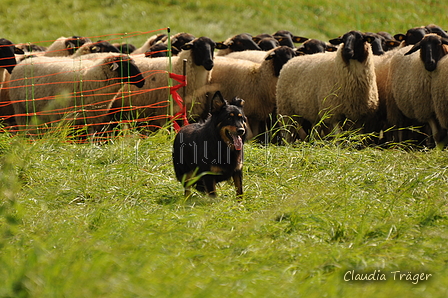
left=385, top=40, right=401, bottom=48
left=274, top=37, right=285, bottom=43
left=325, top=44, right=338, bottom=52
left=14, top=47, right=25, bottom=55
left=110, top=62, right=119, bottom=71
left=265, top=51, right=276, bottom=60
left=292, top=36, right=308, bottom=43
left=329, top=37, right=343, bottom=45
left=404, top=42, right=421, bottom=56
left=181, top=42, right=193, bottom=51
left=211, top=91, right=226, bottom=113
left=215, top=42, right=229, bottom=50
left=364, top=35, right=376, bottom=44
left=394, top=34, right=406, bottom=42
left=252, top=37, right=262, bottom=43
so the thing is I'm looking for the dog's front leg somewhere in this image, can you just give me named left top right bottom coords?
left=233, top=170, right=243, bottom=198
left=203, top=176, right=217, bottom=197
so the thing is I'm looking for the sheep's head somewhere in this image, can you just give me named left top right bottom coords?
left=90, top=40, right=120, bottom=53
left=182, top=36, right=216, bottom=71
left=0, top=38, right=18, bottom=74
left=404, top=33, right=448, bottom=72
left=395, top=24, right=448, bottom=46
left=273, top=30, right=308, bottom=48
left=296, top=39, right=337, bottom=55
left=171, top=33, right=196, bottom=55
left=216, top=33, right=262, bottom=52
left=265, top=46, right=297, bottom=77
left=106, top=55, right=145, bottom=88
left=330, top=31, right=373, bottom=63
left=65, top=36, right=91, bottom=55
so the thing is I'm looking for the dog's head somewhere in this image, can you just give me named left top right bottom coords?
left=210, top=91, right=247, bottom=150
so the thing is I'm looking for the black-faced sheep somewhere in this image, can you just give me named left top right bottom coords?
left=388, top=34, right=448, bottom=145
left=133, top=32, right=195, bottom=56
left=0, top=38, right=18, bottom=125
left=14, top=43, right=47, bottom=54
left=252, top=34, right=280, bottom=51
left=111, top=36, right=216, bottom=128
left=365, top=33, right=400, bottom=55
left=216, top=33, right=262, bottom=56
left=431, top=45, right=448, bottom=135
left=71, top=40, right=121, bottom=57
left=225, top=38, right=331, bottom=64
left=394, top=24, right=448, bottom=46
left=112, top=43, right=136, bottom=54
left=208, top=46, right=297, bottom=140
left=43, top=36, right=92, bottom=57
left=296, top=39, right=338, bottom=55
left=145, top=32, right=196, bottom=57
left=9, top=54, right=145, bottom=133
left=272, top=30, right=308, bottom=48
left=276, top=31, right=379, bottom=142
left=132, top=33, right=167, bottom=54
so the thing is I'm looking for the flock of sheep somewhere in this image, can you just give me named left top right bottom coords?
left=1, top=24, right=448, bottom=147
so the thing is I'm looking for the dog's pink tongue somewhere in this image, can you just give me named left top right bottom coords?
left=233, top=135, right=243, bottom=150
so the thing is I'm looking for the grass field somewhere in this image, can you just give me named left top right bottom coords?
left=2, top=0, right=448, bottom=297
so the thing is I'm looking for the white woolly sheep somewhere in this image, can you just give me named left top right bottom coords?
left=44, top=36, right=92, bottom=57
left=431, top=51, right=448, bottom=134
left=9, top=54, right=145, bottom=133
left=389, top=33, right=448, bottom=145
left=224, top=49, right=272, bottom=63
left=276, top=31, right=379, bottom=142
left=111, top=36, right=216, bottom=128
left=208, top=46, right=297, bottom=140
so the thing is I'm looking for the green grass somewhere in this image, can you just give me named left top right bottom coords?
left=2, top=0, right=448, bottom=297
left=1, top=130, right=448, bottom=297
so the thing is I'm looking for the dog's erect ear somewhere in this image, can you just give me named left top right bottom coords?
left=211, top=91, right=226, bottom=113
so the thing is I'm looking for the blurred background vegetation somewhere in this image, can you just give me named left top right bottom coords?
left=2, top=0, right=447, bottom=48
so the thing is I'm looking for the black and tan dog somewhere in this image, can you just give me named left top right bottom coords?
left=172, top=91, right=246, bottom=197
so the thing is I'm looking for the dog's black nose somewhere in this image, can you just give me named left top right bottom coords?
left=237, top=128, right=245, bottom=136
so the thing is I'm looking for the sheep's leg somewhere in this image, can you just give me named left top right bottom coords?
left=428, top=118, right=447, bottom=149
left=245, top=123, right=255, bottom=140
left=297, top=126, right=307, bottom=141
left=247, top=117, right=260, bottom=140
left=333, top=121, right=342, bottom=136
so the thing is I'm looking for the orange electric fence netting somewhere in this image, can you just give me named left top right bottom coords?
left=0, top=28, right=189, bottom=143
